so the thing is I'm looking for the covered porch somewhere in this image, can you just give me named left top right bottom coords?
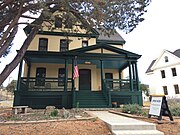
left=14, top=44, right=142, bottom=108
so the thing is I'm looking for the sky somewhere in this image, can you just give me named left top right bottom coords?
left=1, top=0, right=180, bottom=86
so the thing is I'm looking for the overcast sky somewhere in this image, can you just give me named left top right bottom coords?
left=119, top=0, right=180, bottom=84
left=1, top=0, right=180, bottom=86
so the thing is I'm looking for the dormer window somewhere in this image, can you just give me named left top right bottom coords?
left=55, top=17, right=62, bottom=28
left=164, top=56, right=168, bottom=62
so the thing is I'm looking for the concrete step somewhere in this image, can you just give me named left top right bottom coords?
left=109, top=123, right=156, bottom=130
left=113, top=130, right=164, bottom=135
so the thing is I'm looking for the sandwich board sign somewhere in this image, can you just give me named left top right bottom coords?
left=149, top=96, right=163, bottom=116
left=148, top=95, right=173, bottom=121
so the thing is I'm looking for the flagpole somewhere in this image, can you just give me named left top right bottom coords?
left=72, top=58, right=75, bottom=108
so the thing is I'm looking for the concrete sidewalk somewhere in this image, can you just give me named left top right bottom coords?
left=88, top=111, right=164, bottom=135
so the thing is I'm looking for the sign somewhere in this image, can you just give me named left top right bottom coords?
left=149, top=96, right=162, bottom=116
left=148, top=95, right=174, bottom=122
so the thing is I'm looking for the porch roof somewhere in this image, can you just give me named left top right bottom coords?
left=23, top=43, right=141, bottom=70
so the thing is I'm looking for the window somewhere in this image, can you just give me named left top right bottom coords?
left=35, top=68, right=46, bottom=86
left=58, top=68, right=65, bottom=86
left=163, top=86, right=168, bottom=95
left=105, top=73, right=113, bottom=89
left=164, top=56, right=169, bottom=62
left=60, top=40, right=68, bottom=52
left=82, top=41, right=88, bottom=47
left=55, top=17, right=62, bottom=28
left=39, top=38, right=48, bottom=51
left=174, top=85, right=179, bottom=94
left=161, top=70, right=166, bottom=78
left=171, top=68, right=177, bottom=76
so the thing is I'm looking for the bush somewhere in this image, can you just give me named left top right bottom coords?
left=50, top=109, right=59, bottom=117
left=122, top=104, right=143, bottom=115
left=167, top=99, right=180, bottom=116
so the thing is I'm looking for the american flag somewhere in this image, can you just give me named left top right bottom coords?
left=73, top=59, right=79, bottom=80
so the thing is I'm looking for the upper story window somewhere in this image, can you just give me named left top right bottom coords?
left=164, top=56, right=169, bottom=62
left=163, top=86, right=168, bottom=95
left=39, top=38, right=48, bottom=51
left=82, top=41, right=88, bottom=47
left=60, top=39, right=69, bottom=52
left=161, top=70, right=166, bottom=78
left=55, top=17, right=62, bottom=28
left=171, top=68, right=177, bottom=76
left=174, top=84, right=179, bottom=94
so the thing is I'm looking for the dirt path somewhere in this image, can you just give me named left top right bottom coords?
left=0, top=119, right=112, bottom=135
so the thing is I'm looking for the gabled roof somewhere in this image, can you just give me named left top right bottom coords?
left=145, top=59, right=156, bottom=73
left=23, top=5, right=99, bottom=36
left=145, top=49, right=180, bottom=74
left=173, top=49, right=180, bottom=58
left=96, top=29, right=126, bottom=45
left=66, top=43, right=141, bottom=59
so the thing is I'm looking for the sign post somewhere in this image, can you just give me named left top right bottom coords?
left=148, top=95, right=173, bottom=122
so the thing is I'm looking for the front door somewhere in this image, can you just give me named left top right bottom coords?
left=79, top=69, right=91, bottom=90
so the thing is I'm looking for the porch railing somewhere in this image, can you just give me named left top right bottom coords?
left=104, top=79, right=138, bottom=92
left=19, top=77, right=72, bottom=91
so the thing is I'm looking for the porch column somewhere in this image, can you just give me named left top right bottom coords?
left=26, top=63, right=31, bottom=91
left=64, top=59, right=68, bottom=91
left=135, top=62, right=140, bottom=91
left=132, top=63, right=136, bottom=80
left=100, top=60, right=105, bottom=90
left=128, top=61, right=133, bottom=91
left=72, top=59, right=76, bottom=107
left=16, top=60, right=23, bottom=91
left=119, top=69, right=122, bottom=89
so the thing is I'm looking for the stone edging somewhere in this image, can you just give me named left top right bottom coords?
left=0, top=116, right=97, bottom=125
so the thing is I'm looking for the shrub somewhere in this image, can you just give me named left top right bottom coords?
left=50, top=109, right=59, bottom=117
left=122, top=104, right=143, bottom=115
left=167, top=99, right=180, bottom=116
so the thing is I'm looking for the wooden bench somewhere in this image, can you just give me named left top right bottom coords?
left=12, top=106, right=28, bottom=114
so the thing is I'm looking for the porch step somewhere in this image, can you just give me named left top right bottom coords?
left=112, top=130, right=164, bottom=135
left=76, top=91, right=108, bottom=108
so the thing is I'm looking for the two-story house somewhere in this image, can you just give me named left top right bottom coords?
left=146, top=49, right=180, bottom=99
left=14, top=7, right=142, bottom=109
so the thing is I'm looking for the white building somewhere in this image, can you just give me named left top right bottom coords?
left=146, top=49, right=180, bottom=99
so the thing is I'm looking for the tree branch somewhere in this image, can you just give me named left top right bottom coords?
left=0, top=2, right=23, bottom=47
left=0, top=27, right=39, bottom=85
left=0, top=26, right=18, bottom=58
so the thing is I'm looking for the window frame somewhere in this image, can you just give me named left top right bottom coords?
left=55, top=17, right=62, bottom=28
left=164, top=56, right=169, bottom=62
left=161, top=70, right=166, bottom=78
left=174, top=84, right=179, bottom=94
left=163, top=86, right=168, bottom=95
left=38, top=38, right=48, bottom=51
left=60, top=39, right=69, bottom=52
left=171, top=68, right=177, bottom=77
left=35, top=67, right=46, bottom=86
left=58, top=68, right=65, bottom=86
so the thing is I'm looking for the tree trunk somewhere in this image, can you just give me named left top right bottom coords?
left=0, top=27, right=38, bottom=85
